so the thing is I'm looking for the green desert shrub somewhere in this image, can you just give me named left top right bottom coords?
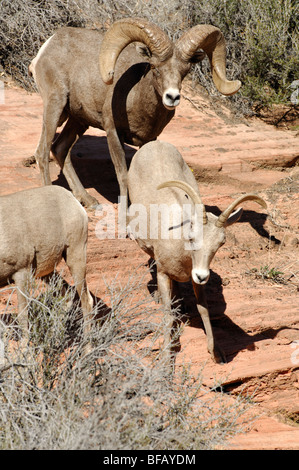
left=193, top=0, right=299, bottom=111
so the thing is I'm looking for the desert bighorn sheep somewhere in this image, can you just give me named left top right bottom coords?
left=127, top=141, right=267, bottom=363
left=0, top=185, right=93, bottom=346
left=29, top=17, right=241, bottom=209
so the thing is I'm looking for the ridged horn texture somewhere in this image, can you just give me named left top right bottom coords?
left=176, top=25, right=241, bottom=96
left=157, top=180, right=207, bottom=225
left=216, top=194, right=267, bottom=228
left=99, top=17, right=173, bottom=84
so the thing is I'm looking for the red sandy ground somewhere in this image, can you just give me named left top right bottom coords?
left=0, top=80, right=298, bottom=449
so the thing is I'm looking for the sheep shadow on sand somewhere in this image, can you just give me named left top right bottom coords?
left=53, top=134, right=136, bottom=204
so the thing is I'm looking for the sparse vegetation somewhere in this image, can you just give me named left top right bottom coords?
left=246, top=265, right=287, bottom=284
left=0, top=0, right=298, bottom=114
left=194, top=0, right=299, bottom=112
left=0, top=271, right=252, bottom=450
left=278, top=409, right=299, bottom=427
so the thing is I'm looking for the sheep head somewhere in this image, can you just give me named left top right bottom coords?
left=158, top=181, right=267, bottom=285
left=99, top=17, right=241, bottom=110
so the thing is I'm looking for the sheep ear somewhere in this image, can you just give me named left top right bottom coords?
left=224, top=207, right=243, bottom=227
left=189, top=50, right=206, bottom=64
left=136, top=43, right=152, bottom=58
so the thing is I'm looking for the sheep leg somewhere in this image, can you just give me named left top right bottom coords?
left=157, top=271, right=180, bottom=364
left=12, top=269, right=30, bottom=347
left=51, top=119, right=99, bottom=209
left=65, top=244, right=94, bottom=347
left=192, top=280, right=226, bottom=364
left=172, top=280, right=186, bottom=314
left=106, top=128, right=128, bottom=206
left=35, top=93, right=68, bottom=186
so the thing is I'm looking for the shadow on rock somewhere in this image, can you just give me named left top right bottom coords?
left=146, top=262, right=285, bottom=363
left=52, top=134, right=136, bottom=204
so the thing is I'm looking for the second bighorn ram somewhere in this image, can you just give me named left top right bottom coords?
left=127, top=141, right=267, bottom=364
left=29, top=17, right=241, bottom=208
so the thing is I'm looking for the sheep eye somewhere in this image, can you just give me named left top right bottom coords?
left=220, top=236, right=226, bottom=246
left=152, top=65, right=160, bottom=76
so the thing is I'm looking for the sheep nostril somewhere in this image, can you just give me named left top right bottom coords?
left=166, top=93, right=180, bottom=103
left=196, top=273, right=209, bottom=284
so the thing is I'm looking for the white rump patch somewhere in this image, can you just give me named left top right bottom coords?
left=29, top=35, right=54, bottom=80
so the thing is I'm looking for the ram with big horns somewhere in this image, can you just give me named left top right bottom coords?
left=29, top=18, right=241, bottom=209
left=127, top=141, right=267, bottom=364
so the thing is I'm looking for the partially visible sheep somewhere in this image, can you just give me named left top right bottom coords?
left=127, top=141, right=267, bottom=363
left=0, top=185, right=93, bottom=346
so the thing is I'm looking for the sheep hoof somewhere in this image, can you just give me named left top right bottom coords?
left=81, top=196, right=100, bottom=211
left=89, top=202, right=102, bottom=211
left=211, top=345, right=226, bottom=364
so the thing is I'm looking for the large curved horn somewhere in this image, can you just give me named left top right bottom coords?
left=175, top=25, right=241, bottom=96
left=216, top=194, right=267, bottom=228
left=157, top=180, right=207, bottom=225
left=99, top=17, right=173, bottom=84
